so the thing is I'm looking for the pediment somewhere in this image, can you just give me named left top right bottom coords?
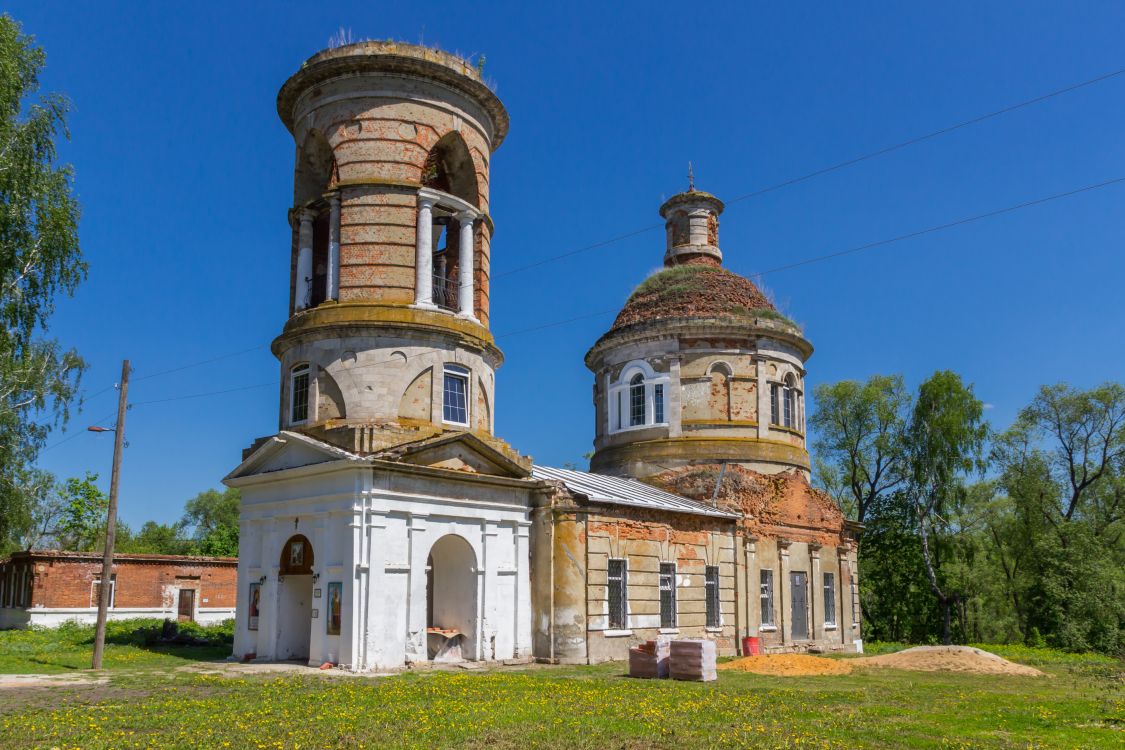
left=225, top=431, right=363, bottom=482
left=377, top=432, right=531, bottom=479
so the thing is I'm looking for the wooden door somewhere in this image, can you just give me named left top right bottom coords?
left=177, top=588, right=195, bottom=622
left=790, top=572, right=809, bottom=639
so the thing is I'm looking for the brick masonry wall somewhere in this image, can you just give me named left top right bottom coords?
left=583, top=506, right=737, bottom=662
left=0, top=554, right=237, bottom=613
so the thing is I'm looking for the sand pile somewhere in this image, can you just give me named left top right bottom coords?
left=718, top=653, right=852, bottom=676
left=854, top=646, right=1045, bottom=677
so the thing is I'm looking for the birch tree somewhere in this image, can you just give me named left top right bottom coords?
left=0, top=14, right=85, bottom=549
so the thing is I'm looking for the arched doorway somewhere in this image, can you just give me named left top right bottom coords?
left=277, top=534, right=314, bottom=661
left=426, top=534, right=478, bottom=661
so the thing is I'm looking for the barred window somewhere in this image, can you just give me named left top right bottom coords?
left=705, top=565, right=721, bottom=628
left=290, top=364, right=310, bottom=424
left=760, top=569, right=775, bottom=626
left=608, top=559, right=628, bottom=629
left=770, top=384, right=780, bottom=426
left=654, top=383, right=664, bottom=424
left=659, top=562, right=677, bottom=628
left=442, top=364, right=469, bottom=425
left=823, top=572, right=836, bottom=626
left=851, top=576, right=860, bottom=627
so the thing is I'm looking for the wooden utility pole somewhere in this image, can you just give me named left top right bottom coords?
left=91, top=359, right=130, bottom=670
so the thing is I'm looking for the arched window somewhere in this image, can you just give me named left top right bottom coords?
left=770, top=373, right=802, bottom=430
left=629, top=373, right=645, bottom=427
left=290, top=363, right=311, bottom=425
left=783, top=374, right=795, bottom=428
left=609, top=361, right=670, bottom=433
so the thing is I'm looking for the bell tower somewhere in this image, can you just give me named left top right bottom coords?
left=273, top=42, right=509, bottom=451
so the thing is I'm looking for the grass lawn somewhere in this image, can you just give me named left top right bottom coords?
left=0, top=625, right=1120, bottom=749
left=0, top=619, right=231, bottom=674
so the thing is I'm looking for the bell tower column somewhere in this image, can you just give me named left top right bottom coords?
left=295, top=208, right=316, bottom=311
left=414, top=195, right=437, bottom=309
left=327, top=193, right=341, bottom=301
left=457, top=212, right=476, bottom=320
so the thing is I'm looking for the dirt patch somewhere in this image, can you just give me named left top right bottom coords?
left=854, top=646, right=1045, bottom=677
left=718, top=654, right=852, bottom=676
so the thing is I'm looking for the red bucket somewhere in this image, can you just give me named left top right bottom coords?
left=741, top=636, right=761, bottom=656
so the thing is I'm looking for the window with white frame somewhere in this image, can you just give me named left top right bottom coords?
left=823, top=571, right=836, bottom=627
left=91, top=574, right=116, bottom=608
left=629, top=374, right=645, bottom=427
left=705, top=565, right=721, bottom=628
left=442, top=364, right=470, bottom=425
left=770, top=374, right=802, bottom=430
left=607, top=558, right=628, bottom=629
left=760, top=569, right=775, bottom=627
left=659, top=562, right=677, bottom=628
left=609, top=361, right=670, bottom=433
left=290, top=363, right=310, bottom=424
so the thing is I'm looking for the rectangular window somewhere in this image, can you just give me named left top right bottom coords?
left=760, top=569, right=774, bottom=626
left=629, top=382, right=645, bottom=427
left=607, top=559, right=627, bottom=629
left=783, top=387, right=793, bottom=427
left=770, top=384, right=780, bottom=425
left=442, top=366, right=469, bottom=425
left=851, top=576, right=860, bottom=627
left=290, top=366, right=310, bottom=423
left=91, top=574, right=116, bottom=609
left=659, top=562, right=677, bottom=628
left=705, top=565, right=720, bottom=628
left=654, top=384, right=665, bottom=424
left=823, top=572, right=836, bottom=626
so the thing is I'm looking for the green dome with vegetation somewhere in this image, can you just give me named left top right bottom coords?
left=610, top=263, right=796, bottom=332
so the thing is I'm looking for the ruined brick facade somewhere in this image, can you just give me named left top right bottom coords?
left=561, top=188, right=862, bottom=659
left=0, top=551, right=237, bottom=629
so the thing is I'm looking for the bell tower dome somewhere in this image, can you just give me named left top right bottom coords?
left=272, top=42, right=509, bottom=451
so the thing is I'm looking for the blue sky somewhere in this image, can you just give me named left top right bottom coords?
left=13, top=1, right=1125, bottom=528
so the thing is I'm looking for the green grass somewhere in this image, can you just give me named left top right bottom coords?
left=0, top=634, right=1120, bottom=749
left=0, top=618, right=232, bottom=673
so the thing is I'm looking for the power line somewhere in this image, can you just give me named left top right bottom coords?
left=493, top=65, right=1125, bottom=280
left=131, top=344, right=267, bottom=382
left=92, top=173, right=1125, bottom=409
left=53, top=173, right=1125, bottom=415
left=750, top=175, right=1125, bottom=278
left=129, top=381, right=277, bottom=407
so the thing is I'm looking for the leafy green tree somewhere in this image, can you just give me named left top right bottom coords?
left=118, top=521, right=191, bottom=556
left=905, top=370, right=988, bottom=645
left=6, top=471, right=105, bottom=552
left=810, top=374, right=910, bottom=524
left=181, top=487, right=240, bottom=556
left=993, top=382, right=1125, bottom=653
left=0, top=14, right=84, bottom=550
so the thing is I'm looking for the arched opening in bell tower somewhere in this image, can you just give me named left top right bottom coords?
left=292, top=131, right=338, bottom=312
left=421, top=133, right=480, bottom=313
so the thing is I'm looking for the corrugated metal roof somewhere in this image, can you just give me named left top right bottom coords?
left=532, top=465, right=738, bottom=519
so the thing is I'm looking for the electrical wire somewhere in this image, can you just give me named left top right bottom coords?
left=493, top=66, right=1125, bottom=279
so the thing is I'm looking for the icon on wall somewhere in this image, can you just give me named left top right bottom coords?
left=248, top=582, right=261, bottom=631
left=327, top=582, right=342, bottom=635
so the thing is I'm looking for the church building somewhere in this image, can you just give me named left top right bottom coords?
left=225, top=41, right=860, bottom=671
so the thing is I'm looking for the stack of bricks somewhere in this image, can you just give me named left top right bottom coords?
left=628, top=639, right=670, bottom=679
left=669, top=639, right=717, bottom=682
